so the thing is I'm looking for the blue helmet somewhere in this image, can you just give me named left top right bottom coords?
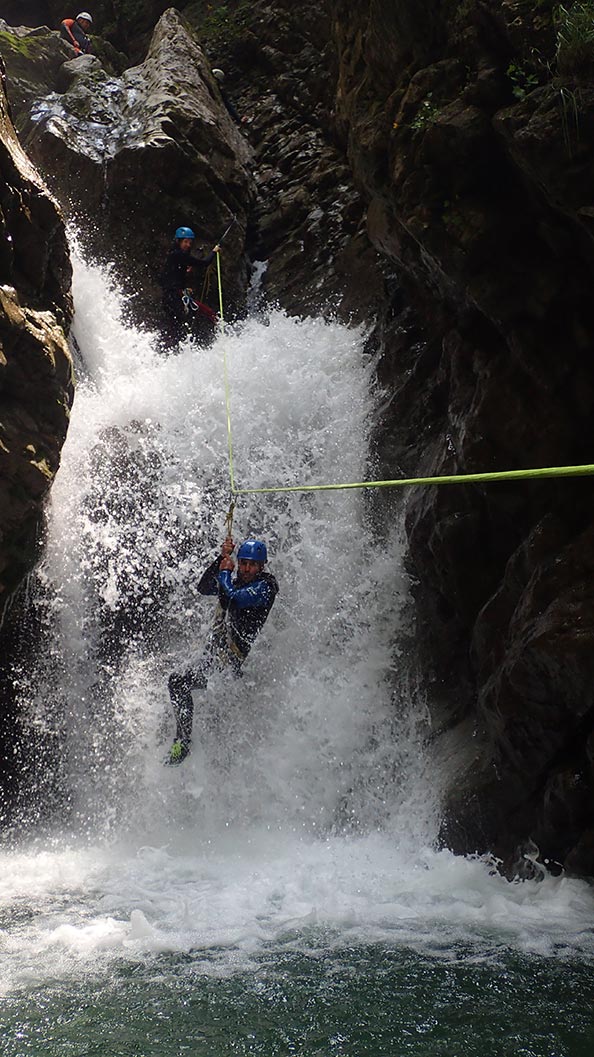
left=175, top=226, right=195, bottom=240
left=237, top=539, right=267, bottom=563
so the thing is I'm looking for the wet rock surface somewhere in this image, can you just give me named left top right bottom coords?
left=331, top=0, right=594, bottom=874
left=0, top=67, right=73, bottom=600
left=2, top=4, right=388, bottom=324
left=0, top=67, right=73, bottom=807
left=14, top=9, right=255, bottom=325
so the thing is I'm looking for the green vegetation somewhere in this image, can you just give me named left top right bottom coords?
left=551, top=2, right=594, bottom=152
left=555, top=1, right=594, bottom=77
left=512, top=0, right=554, bottom=10
left=183, top=0, right=252, bottom=47
left=442, top=199, right=466, bottom=238
left=0, top=30, right=36, bottom=59
left=410, top=94, right=441, bottom=133
left=558, top=83, right=581, bottom=155
left=507, top=61, right=539, bottom=100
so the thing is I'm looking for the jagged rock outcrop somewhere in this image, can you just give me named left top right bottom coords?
left=0, top=56, right=73, bottom=806
left=179, top=0, right=388, bottom=322
left=1, top=2, right=163, bottom=62
left=4, top=9, right=255, bottom=323
left=0, top=66, right=73, bottom=602
left=0, top=21, right=74, bottom=132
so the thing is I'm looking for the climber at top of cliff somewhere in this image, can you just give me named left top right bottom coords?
left=60, top=12, right=93, bottom=56
left=158, top=226, right=221, bottom=345
left=212, top=69, right=249, bottom=126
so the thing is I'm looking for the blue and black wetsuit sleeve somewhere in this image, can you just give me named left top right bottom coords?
left=217, top=571, right=273, bottom=609
left=197, top=557, right=222, bottom=595
left=189, top=249, right=216, bottom=271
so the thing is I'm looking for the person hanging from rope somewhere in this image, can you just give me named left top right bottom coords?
left=158, top=226, right=220, bottom=345
left=60, top=11, right=93, bottom=56
left=166, top=535, right=279, bottom=764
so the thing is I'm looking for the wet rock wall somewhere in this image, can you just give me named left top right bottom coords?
left=0, top=63, right=73, bottom=815
left=329, top=0, right=594, bottom=875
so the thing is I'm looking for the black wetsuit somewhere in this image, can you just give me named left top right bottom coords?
left=159, top=245, right=216, bottom=339
left=168, top=556, right=279, bottom=745
left=220, top=89, right=242, bottom=125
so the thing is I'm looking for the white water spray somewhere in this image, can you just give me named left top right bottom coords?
left=28, top=245, right=424, bottom=844
left=1, top=248, right=593, bottom=1000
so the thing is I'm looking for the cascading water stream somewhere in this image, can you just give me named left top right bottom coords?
left=1, top=247, right=594, bottom=1055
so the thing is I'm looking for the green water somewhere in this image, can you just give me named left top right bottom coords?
left=2, top=945, right=593, bottom=1057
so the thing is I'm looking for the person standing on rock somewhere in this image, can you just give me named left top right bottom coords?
left=158, top=226, right=220, bottom=346
left=212, top=69, right=249, bottom=126
left=60, top=11, right=93, bottom=56
left=166, top=536, right=279, bottom=765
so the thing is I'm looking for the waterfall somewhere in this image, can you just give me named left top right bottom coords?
left=20, top=243, right=431, bottom=847
left=1, top=247, right=593, bottom=1020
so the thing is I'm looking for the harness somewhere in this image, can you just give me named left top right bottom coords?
left=211, top=604, right=247, bottom=664
left=181, top=288, right=217, bottom=324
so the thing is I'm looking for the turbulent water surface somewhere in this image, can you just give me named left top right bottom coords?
left=1, top=250, right=594, bottom=1056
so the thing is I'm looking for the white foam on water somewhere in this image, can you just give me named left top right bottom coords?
left=2, top=245, right=593, bottom=997
left=1, top=833, right=594, bottom=997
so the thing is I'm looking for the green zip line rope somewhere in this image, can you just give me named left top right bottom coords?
left=216, top=249, right=238, bottom=506
left=215, top=256, right=594, bottom=498
left=231, top=463, right=594, bottom=495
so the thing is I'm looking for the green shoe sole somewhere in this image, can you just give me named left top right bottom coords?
left=165, top=739, right=191, bottom=766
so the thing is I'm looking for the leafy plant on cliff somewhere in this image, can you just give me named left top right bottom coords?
left=441, top=199, right=466, bottom=239
left=551, top=2, right=594, bottom=154
left=507, top=61, right=539, bottom=100
left=410, top=94, right=441, bottom=133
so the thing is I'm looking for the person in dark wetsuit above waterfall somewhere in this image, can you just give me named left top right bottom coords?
left=211, top=68, right=249, bottom=126
left=166, top=536, right=279, bottom=764
left=158, top=226, right=220, bottom=345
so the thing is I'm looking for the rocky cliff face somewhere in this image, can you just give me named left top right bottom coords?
left=17, top=9, right=255, bottom=325
left=3, top=4, right=386, bottom=326
left=2, top=0, right=594, bottom=875
left=0, top=65, right=72, bottom=602
left=0, top=63, right=73, bottom=809
left=330, top=0, right=594, bottom=875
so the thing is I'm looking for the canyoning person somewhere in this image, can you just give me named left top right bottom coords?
left=166, top=536, right=279, bottom=764
left=60, top=11, right=93, bottom=56
left=158, top=226, right=220, bottom=345
left=212, top=68, right=249, bottom=126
